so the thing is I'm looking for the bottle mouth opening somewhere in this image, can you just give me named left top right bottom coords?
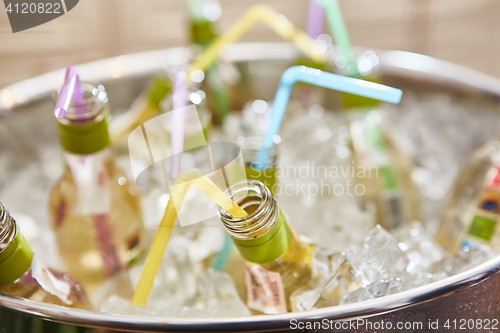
left=54, top=83, right=108, bottom=123
left=0, top=203, right=11, bottom=236
left=218, top=180, right=266, bottom=218
left=218, top=180, right=277, bottom=240
left=0, top=203, right=16, bottom=253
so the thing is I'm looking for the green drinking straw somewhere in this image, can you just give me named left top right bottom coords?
left=316, top=0, right=358, bottom=77
left=256, top=66, right=402, bottom=169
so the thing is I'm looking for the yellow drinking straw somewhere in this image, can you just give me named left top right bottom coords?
left=190, top=4, right=326, bottom=73
left=131, top=168, right=247, bottom=307
left=109, top=5, right=326, bottom=144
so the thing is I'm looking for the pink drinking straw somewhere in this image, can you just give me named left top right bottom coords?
left=170, top=72, right=189, bottom=179
left=54, top=65, right=83, bottom=119
left=306, top=0, right=325, bottom=40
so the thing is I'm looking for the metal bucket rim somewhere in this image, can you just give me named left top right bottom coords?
left=0, top=254, right=498, bottom=330
left=1, top=43, right=500, bottom=331
left=2, top=42, right=500, bottom=112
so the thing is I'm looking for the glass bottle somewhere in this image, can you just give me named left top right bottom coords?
left=340, top=51, right=421, bottom=230
left=437, top=138, right=500, bottom=252
left=238, top=136, right=279, bottom=195
left=348, top=109, right=421, bottom=230
left=48, top=83, right=145, bottom=290
left=239, top=99, right=273, bottom=137
left=126, top=81, right=211, bottom=183
left=210, top=137, right=279, bottom=280
left=110, top=53, right=195, bottom=146
left=0, top=203, right=91, bottom=309
left=188, top=0, right=219, bottom=47
left=110, top=68, right=173, bottom=145
left=218, top=180, right=314, bottom=313
left=187, top=0, right=233, bottom=122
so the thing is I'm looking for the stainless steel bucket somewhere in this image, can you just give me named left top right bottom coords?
left=1, top=43, right=500, bottom=333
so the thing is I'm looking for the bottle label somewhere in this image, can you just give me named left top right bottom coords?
left=465, top=191, right=500, bottom=244
left=244, top=263, right=287, bottom=314
left=67, top=153, right=110, bottom=215
left=460, top=165, right=500, bottom=247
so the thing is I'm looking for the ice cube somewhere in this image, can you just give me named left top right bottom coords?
left=127, top=244, right=201, bottom=311
left=346, top=226, right=409, bottom=285
left=185, top=221, right=226, bottom=263
left=100, top=295, right=158, bottom=316
left=310, top=248, right=348, bottom=281
left=312, top=258, right=360, bottom=309
left=178, top=307, right=215, bottom=318
left=184, top=269, right=251, bottom=318
left=89, top=273, right=134, bottom=310
left=394, top=220, right=443, bottom=270
left=291, top=249, right=348, bottom=311
left=100, top=295, right=179, bottom=317
left=340, top=276, right=404, bottom=305
left=433, top=243, right=499, bottom=280
left=291, top=286, right=323, bottom=312
left=393, top=221, right=443, bottom=288
left=403, top=268, right=434, bottom=289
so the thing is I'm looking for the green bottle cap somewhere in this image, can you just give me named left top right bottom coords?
left=57, top=114, right=110, bottom=155
left=0, top=225, right=33, bottom=286
left=232, top=210, right=292, bottom=264
left=55, top=83, right=111, bottom=155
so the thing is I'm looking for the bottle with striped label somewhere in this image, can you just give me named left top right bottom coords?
left=0, top=203, right=91, bottom=309
left=49, top=83, right=145, bottom=290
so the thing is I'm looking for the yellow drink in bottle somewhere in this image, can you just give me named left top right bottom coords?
left=218, top=180, right=315, bottom=313
left=49, top=84, right=145, bottom=290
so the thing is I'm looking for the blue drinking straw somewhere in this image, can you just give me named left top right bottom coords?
left=256, top=66, right=403, bottom=168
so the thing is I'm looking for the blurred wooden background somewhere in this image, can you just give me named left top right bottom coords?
left=1, top=0, right=500, bottom=88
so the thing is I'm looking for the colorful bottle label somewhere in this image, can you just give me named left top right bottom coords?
left=244, top=263, right=287, bottom=314
left=463, top=167, right=500, bottom=247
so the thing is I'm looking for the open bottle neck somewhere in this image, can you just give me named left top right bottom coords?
left=0, top=203, right=16, bottom=253
left=0, top=203, right=33, bottom=286
left=218, top=181, right=293, bottom=264
left=218, top=180, right=278, bottom=240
